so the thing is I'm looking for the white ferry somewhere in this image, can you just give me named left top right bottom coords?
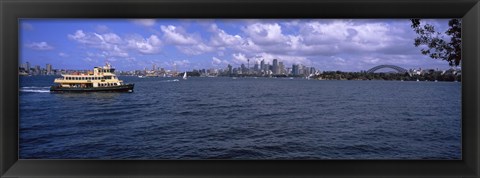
left=50, top=63, right=134, bottom=92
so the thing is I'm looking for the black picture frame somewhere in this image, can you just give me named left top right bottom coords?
left=1, top=0, right=479, bottom=177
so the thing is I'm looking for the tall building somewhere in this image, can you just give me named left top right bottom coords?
left=26, top=62, right=30, bottom=74
left=241, top=64, right=247, bottom=74
left=254, top=63, right=259, bottom=72
left=35, top=65, right=41, bottom=75
left=292, top=64, right=299, bottom=76
left=279, top=62, right=285, bottom=75
left=46, top=64, right=52, bottom=75
left=260, top=60, right=265, bottom=72
left=227, top=64, right=233, bottom=75
left=272, top=59, right=278, bottom=74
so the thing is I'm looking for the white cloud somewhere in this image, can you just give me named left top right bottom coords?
left=132, top=19, right=156, bottom=27
left=161, top=25, right=213, bottom=55
left=209, top=24, right=243, bottom=46
left=212, top=56, right=229, bottom=66
left=177, top=43, right=214, bottom=55
left=126, top=35, right=163, bottom=54
left=242, top=23, right=287, bottom=45
left=232, top=53, right=249, bottom=64
left=161, top=25, right=199, bottom=45
left=69, top=30, right=164, bottom=60
left=25, top=42, right=54, bottom=50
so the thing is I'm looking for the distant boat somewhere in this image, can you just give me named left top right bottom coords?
left=416, top=79, right=420, bottom=82
left=232, top=77, right=237, bottom=80
left=138, top=75, right=145, bottom=78
left=182, top=72, right=187, bottom=80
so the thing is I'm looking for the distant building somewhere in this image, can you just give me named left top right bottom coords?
left=272, top=59, right=278, bottom=74
left=260, top=60, right=265, bottom=72
left=292, top=64, right=299, bottom=76
left=279, top=62, right=285, bottom=75
left=241, top=64, right=247, bottom=74
left=46, top=64, right=52, bottom=75
left=227, top=64, right=233, bottom=75
left=26, top=62, right=30, bottom=74
left=35, top=65, right=41, bottom=75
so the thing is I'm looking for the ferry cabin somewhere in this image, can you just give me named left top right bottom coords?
left=54, top=66, right=125, bottom=88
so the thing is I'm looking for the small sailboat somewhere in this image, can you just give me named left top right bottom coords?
left=182, top=71, right=187, bottom=80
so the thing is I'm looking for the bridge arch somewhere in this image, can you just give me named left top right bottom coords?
left=367, top=65, right=408, bottom=74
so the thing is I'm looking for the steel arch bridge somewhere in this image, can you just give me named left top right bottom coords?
left=367, top=65, right=408, bottom=74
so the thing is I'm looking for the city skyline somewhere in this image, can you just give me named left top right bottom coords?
left=20, top=19, right=456, bottom=72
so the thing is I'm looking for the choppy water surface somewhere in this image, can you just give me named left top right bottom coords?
left=19, top=76, right=461, bottom=159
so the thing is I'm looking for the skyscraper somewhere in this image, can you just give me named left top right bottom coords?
left=227, top=64, right=232, bottom=75
left=279, top=62, right=284, bottom=75
left=26, top=62, right=30, bottom=74
left=260, top=60, right=265, bottom=72
left=241, top=64, right=246, bottom=74
left=272, top=59, right=278, bottom=74
left=292, top=64, right=299, bottom=76
left=46, top=64, right=52, bottom=75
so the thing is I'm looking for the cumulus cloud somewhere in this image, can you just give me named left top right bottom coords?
left=58, top=19, right=451, bottom=71
left=68, top=30, right=163, bottom=60
left=212, top=56, right=229, bottom=66
left=242, top=23, right=287, bottom=45
left=126, top=35, right=162, bottom=54
left=209, top=24, right=243, bottom=46
left=161, top=25, right=199, bottom=45
left=25, top=42, right=54, bottom=50
left=232, top=53, right=249, bottom=64
left=161, top=25, right=213, bottom=55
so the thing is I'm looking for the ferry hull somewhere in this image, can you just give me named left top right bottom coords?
left=50, top=84, right=134, bottom=93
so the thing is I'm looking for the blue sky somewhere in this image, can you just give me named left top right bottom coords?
left=20, top=19, right=455, bottom=72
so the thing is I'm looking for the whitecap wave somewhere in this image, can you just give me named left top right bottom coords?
left=161, top=79, right=180, bottom=82
left=20, top=89, right=50, bottom=93
left=21, top=86, right=50, bottom=89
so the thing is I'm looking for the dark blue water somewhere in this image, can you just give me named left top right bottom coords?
left=19, top=76, right=461, bottom=159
